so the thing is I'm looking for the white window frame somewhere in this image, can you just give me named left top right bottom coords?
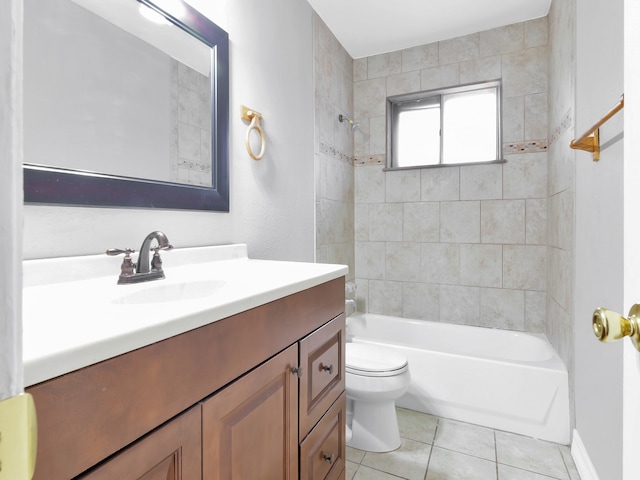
left=386, top=80, right=503, bottom=170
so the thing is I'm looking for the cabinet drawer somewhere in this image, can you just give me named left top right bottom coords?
left=299, top=314, right=345, bottom=439
left=300, top=392, right=346, bottom=480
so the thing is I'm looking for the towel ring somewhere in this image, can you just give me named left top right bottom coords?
left=241, top=105, right=265, bottom=160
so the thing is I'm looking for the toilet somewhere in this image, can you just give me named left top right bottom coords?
left=345, top=342, right=410, bottom=452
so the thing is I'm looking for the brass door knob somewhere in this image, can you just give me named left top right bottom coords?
left=592, top=304, right=640, bottom=351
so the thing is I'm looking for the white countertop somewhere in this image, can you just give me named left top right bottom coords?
left=23, top=244, right=348, bottom=387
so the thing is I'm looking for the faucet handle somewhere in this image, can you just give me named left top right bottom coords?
left=106, top=248, right=136, bottom=276
left=106, top=248, right=135, bottom=257
left=150, top=244, right=173, bottom=271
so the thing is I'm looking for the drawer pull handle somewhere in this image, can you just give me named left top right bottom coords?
left=321, top=364, right=334, bottom=375
left=323, top=453, right=334, bottom=464
left=291, top=365, right=303, bottom=377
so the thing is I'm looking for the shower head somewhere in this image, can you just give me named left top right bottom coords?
left=338, top=114, right=360, bottom=131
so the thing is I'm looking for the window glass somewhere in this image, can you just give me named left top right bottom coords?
left=397, top=106, right=440, bottom=167
left=442, top=88, right=497, bottom=164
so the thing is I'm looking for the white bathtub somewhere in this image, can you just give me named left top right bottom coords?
left=347, top=312, right=570, bottom=444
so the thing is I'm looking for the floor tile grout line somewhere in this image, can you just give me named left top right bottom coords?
left=423, top=419, right=439, bottom=479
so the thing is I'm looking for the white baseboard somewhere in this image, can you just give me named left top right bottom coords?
left=572, top=429, right=601, bottom=480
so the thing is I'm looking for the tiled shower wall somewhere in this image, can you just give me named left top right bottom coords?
left=314, top=15, right=355, bottom=282
left=353, top=19, right=550, bottom=332
left=547, top=0, right=575, bottom=407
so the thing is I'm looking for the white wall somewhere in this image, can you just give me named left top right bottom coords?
left=0, top=0, right=23, bottom=399
left=574, top=0, right=624, bottom=478
left=23, top=0, right=316, bottom=263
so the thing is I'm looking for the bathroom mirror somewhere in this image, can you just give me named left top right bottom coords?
left=23, top=0, right=229, bottom=211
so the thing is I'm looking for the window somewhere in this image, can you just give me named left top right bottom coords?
left=387, top=81, right=502, bottom=169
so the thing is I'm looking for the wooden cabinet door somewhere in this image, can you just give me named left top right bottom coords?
left=77, top=405, right=201, bottom=480
left=202, top=344, right=299, bottom=480
left=299, top=314, right=346, bottom=439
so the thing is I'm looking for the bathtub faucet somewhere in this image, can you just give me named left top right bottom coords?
left=106, top=231, right=173, bottom=284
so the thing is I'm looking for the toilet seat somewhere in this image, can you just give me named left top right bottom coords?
left=346, top=343, right=408, bottom=377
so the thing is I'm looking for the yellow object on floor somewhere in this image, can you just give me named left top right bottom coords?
left=0, top=393, right=37, bottom=480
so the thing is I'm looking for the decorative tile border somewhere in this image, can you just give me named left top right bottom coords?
left=354, top=154, right=386, bottom=166
left=319, top=141, right=354, bottom=165
left=503, top=139, right=549, bottom=155
left=549, top=108, right=573, bottom=146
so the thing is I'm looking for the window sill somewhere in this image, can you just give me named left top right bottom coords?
left=383, top=158, right=507, bottom=172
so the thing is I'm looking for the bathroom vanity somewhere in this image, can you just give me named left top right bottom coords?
left=23, top=245, right=347, bottom=479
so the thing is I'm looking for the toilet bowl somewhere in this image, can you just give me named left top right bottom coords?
left=345, top=342, right=410, bottom=452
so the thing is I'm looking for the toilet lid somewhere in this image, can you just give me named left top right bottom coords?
left=346, top=343, right=408, bottom=376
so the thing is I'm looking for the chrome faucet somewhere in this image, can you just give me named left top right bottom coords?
left=106, top=231, right=173, bottom=284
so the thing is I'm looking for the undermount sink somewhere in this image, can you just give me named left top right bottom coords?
left=111, top=279, right=226, bottom=305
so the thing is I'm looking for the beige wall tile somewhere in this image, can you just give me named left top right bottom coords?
left=369, top=115, right=386, bottom=155
left=368, top=51, right=402, bottom=78
left=440, top=201, right=481, bottom=243
left=355, top=203, right=369, bottom=241
left=369, top=203, right=403, bottom=241
left=355, top=77, right=387, bottom=117
left=525, top=17, right=548, bottom=48
left=503, top=245, right=547, bottom=290
left=460, top=164, right=503, bottom=200
left=355, top=165, right=385, bottom=203
left=502, top=96, right=525, bottom=142
left=386, top=169, right=421, bottom=202
left=402, top=282, right=440, bottom=320
left=503, top=153, right=548, bottom=199
left=459, top=55, right=502, bottom=84
left=421, top=167, right=460, bottom=201
left=548, top=246, right=571, bottom=312
left=479, top=23, right=525, bottom=57
left=439, top=285, right=481, bottom=325
left=421, top=64, right=460, bottom=90
left=481, top=200, right=526, bottom=244
left=404, top=203, right=439, bottom=242
left=402, top=43, right=439, bottom=72
left=355, top=241, right=386, bottom=279
left=353, top=57, right=368, bottom=82
left=386, top=242, right=422, bottom=282
left=316, top=198, right=352, bottom=244
left=460, top=244, right=503, bottom=287
left=525, top=290, right=546, bottom=332
left=354, top=117, right=370, bottom=156
left=439, top=34, right=479, bottom=65
left=502, top=46, right=548, bottom=98
left=525, top=93, right=548, bottom=140
left=355, top=278, right=369, bottom=312
left=422, top=243, right=460, bottom=284
left=526, top=198, right=547, bottom=245
left=480, top=288, right=525, bottom=329
left=549, top=188, right=574, bottom=250
left=387, top=71, right=421, bottom=96
left=368, top=280, right=403, bottom=316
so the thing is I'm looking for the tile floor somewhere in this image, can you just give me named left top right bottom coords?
left=346, top=408, right=581, bottom=480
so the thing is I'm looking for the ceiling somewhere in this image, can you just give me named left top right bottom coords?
left=306, top=0, right=552, bottom=59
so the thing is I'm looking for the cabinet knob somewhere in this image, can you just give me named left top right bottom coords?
left=323, top=453, right=334, bottom=464
left=291, top=365, right=303, bottom=378
left=321, top=364, right=334, bottom=375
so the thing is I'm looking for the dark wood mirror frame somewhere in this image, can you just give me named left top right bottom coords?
left=23, top=0, right=230, bottom=212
